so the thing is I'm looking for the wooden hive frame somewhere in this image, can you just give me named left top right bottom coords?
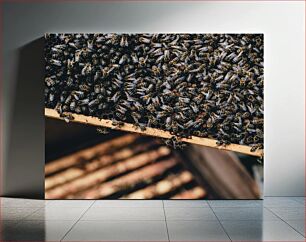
left=45, top=108, right=263, bottom=157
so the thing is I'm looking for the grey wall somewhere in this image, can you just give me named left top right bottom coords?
left=2, top=1, right=305, bottom=198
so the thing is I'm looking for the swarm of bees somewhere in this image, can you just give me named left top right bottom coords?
left=45, top=33, right=264, bottom=151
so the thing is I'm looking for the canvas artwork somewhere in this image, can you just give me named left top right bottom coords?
left=44, top=34, right=263, bottom=199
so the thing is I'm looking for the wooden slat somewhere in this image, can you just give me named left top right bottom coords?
left=45, top=133, right=138, bottom=175
left=45, top=140, right=157, bottom=190
left=68, top=158, right=178, bottom=199
left=45, top=108, right=263, bottom=157
left=45, top=146, right=171, bottom=199
left=171, top=187, right=207, bottom=199
left=122, top=171, right=194, bottom=199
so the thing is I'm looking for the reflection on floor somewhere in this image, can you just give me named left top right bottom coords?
left=0, top=197, right=305, bottom=241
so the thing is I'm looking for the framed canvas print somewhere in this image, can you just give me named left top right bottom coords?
left=44, top=34, right=263, bottom=199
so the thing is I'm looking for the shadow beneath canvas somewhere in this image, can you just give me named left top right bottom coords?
left=4, top=37, right=45, bottom=199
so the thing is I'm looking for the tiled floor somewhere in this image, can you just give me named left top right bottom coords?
left=0, top=197, right=304, bottom=241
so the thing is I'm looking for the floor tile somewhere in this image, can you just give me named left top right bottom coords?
left=212, top=207, right=279, bottom=220
left=1, top=197, right=304, bottom=242
left=264, top=197, right=304, bottom=207
left=0, top=198, right=46, bottom=208
left=208, top=200, right=263, bottom=208
left=0, top=207, right=40, bottom=220
left=221, top=220, right=305, bottom=241
left=2, top=220, right=75, bottom=241
left=81, top=207, right=165, bottom=220
left=167, top=220, right=230, bottom=241
left=25, top=207, right=88, bottom=220
left=164, top=200, right=209, bottom=208
left=165, top=207, right=217, bottom=221
left=46, top=200, right=94, bottom=208
left=93, top=200, right=163, bottom=208
left=268, top=207, right=305, bottom=220
left=286, top=220, right=305, bottom=236
left=63, top=220, right=168, bottom=241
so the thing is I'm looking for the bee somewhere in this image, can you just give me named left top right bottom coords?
left=88, top=99, right=99, bottom=107
left=79, top=84, right=90, bottom=92
left=69, top=101, right=76, bottom=111
left=96, top=127, right=110, bottom=134
left=50, top=59, right=61, bottom=66
left=60, top=113, right=74, bottom=123
left=45, top=77, right=55, bottom=87
left=139, top=37, right=151, bottom=44
left=112, top=119, right=124, bottom=128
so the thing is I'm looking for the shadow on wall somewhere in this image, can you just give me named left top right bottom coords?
left=4, top=37, right=45, bottom=199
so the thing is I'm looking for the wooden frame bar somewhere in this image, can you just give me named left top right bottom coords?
left=45, top=108, right=263, bottom=157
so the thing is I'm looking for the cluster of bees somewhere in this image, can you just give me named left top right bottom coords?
left=45, top=33, right=264, bottom=151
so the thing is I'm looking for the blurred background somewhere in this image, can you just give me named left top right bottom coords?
left=45, top=118, right=263, bottom=200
